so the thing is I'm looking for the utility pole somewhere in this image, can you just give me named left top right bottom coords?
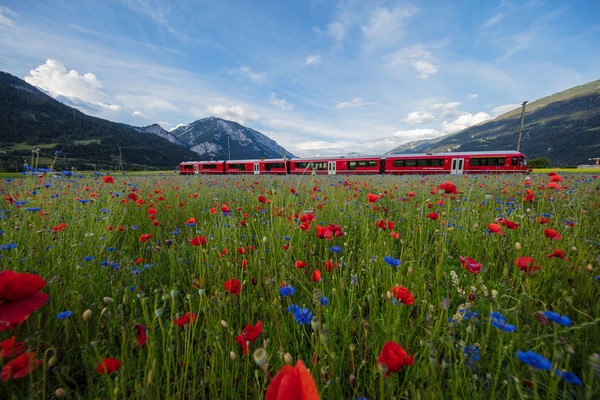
left=227, top=134, right=231, bottom=160
left=517, top=101, right=528, bottom=152
left=589, top=157, right=600, bottom=167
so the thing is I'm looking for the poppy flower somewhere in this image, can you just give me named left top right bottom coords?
left=133, top=324, right=147, bottom=347
left=235, top=320, right=263, bottom=355
left=486, top=223, right=504, bottom=236
left=498, top=218, right=519, bottom=230
left=324, top=260, right=337, bottom=272
left=427, top=212, right=439, bottom=220
left=544, top=229, right=562, bottom=240
left=265, top=359, right=319, bottom=400
left=514, top=257, right=541, bottom=274
left=224, top=279, right=241, bottom=295
left=524, top=194, right=536, bottom=202
left=139, top=234, right=152, bottom=242
left=549, top=175, right=562, bottom=182
left=174, top=312, right=196, bottom=328
left=294, top=261, right=307, bottom=269
left=221, top=204, right=230, bottom=213
left=258, top=195, right=266, bottom=204
left=391, top=286, right=414, bottom=305
left=186, top=217, right=196, bottom=226
left=189, top=236, right=207, bottom=246
left=0, top=271, right=49, bottom=331
left=367, top=193, right=379, bottom=203
left=1, top=352, right=42, bottom=380
left=545, top=249, right=567, bottom=260
left=103, top=176, right=114, bottom=184
left=94, top=358, right=121, bottom=374
left=536, top=217, right=550, bottom=224
left=282, top=242, right=289, bottom=251
left=240, top=260, right=249, bottom=268
left=0, top=337, right=25, bottom=358
left=459, top=256, right=482, bottom=274
left=311, top=270, right=321, bottom=282
left=546, top=182, right=560, bottom=190
left=436, top=181, right=458, bottom=194
left=376, top=341, right=414, bottom=377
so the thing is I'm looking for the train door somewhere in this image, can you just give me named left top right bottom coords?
left=328, top=161, right=336, bottom=175
left=253, top=163, right=260, bottom=175
left=451, top=158, right=464, bottom=175
left=194, top=164, right=199, bottom=174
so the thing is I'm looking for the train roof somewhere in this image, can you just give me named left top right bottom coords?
left=290, top=155, right=381, bottom=161
left=384, top=150, right=524, bottom=158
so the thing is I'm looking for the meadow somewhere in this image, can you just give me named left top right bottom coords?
left=0, top=170, right=599, bottom=399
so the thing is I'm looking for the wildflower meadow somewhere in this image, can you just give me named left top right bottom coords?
left=1, top=170, right=599, bottom=399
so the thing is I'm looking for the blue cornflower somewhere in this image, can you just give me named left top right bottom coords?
left=384, top=256, right=401, bottom=266
left=26, top=208, right=41, bottom=212
left=516, top=351, right=552, bottom=370
left=489, top=311, right=517, bottom=332
left=56, top=311, right=72, bottom=319
left=1, top=243, right=17, bottom=250
left=100, top=261, right=109, bottom=266
left=107, top=247, right=116, bottom=251
left=100, top=208, right=110, bottom=213
left=555, top=370, right=582, bottom=385
left=284, top=236, right=291, bottom=240
left=460, top=309, right=480, bottom=322
left=320, top=297, right=329, bottom=306
left=543, top=311, right=572, bottom=326
left=83, top=256, right=94, bottom=261
left=330, top=246, right=342, bottom=253
left=280, top=285, right=295, bottom=297
left=287, top=304, right=312, bottom=325
left=463, top=345, right=480, bottom=361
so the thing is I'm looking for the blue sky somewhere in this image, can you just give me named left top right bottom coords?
left=1, top=0, right=599, bottom=157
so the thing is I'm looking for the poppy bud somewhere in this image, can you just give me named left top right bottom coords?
left=230, top=351, right=236, bottom=360
left=54, top=388, right=67, bottom=398
left=386, top=291, right=393, bottom=300
left=103, top=297, right=114, bottom=304
left=377, top=362, right=389, bottom=376
left=312, top=288, right=321, bottom=302
left=283, top=352, right=293, bottom=365
left=83, top=309, right=93, bottom=321
left=170, top=289, right=178, bottom=299
left=311, top=317, right=320, bottom=332
left=349, top=374, right=356, bottom=388
left=262, top=237, right=267, bottom=244
left=319, top=328, right=331, bottom=346
left=515, top=242, right=521, bottom=251
left=253, top=348, right=267, bottom=368
left=407, top=266, right=413, bottom=274
left=588, top=264, right=593, bottom=271
left=101, top=307, right=110, bottom=317
left=220, top=320, right=227, bottom=328
left=572, top=247, right=577, bottom=252
left=155, top=308, right=163, bottom=317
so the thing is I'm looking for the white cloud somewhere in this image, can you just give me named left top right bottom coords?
left=205, top=104, right=260, bottom=124
left=326, top=21, right=345, bottom=41
left=384, top=44, right=439, bottom=79
left=362, top=6, right=418, bottom=49
left=304, top=54, right=321, bottom=66
left=132, top=110, right=145, bottom=117
left=268, top=92, right=293, bottom=111
left=336, top=97, right=378, bottom=109
left=392, top=128, right=444, bottom=141
left=233, top=66, right=266, bottom=84
left=431, top=102, right=462, bottom=117
left=492, top=103, right=521, bottom=116
left=401, top=111, right=436, bottom=124
left=467, top=93, right=478, bottom=99
left=441, top=112, right=491, bottom=133
left=0, top=6, right=17, bottom=29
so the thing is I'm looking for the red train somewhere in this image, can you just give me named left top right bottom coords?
left=179, top=150, right=529, bottom=176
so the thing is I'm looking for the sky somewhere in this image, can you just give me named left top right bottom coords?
left=1, top=0, right=599, bottom=157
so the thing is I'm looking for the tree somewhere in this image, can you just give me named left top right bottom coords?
left=529, top=157, right=551, bottom=169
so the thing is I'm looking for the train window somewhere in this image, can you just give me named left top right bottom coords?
left=264, top=162, right=285, bottom=171
left=315, top=162, right=327, bottom=170
left=295, top=162, right=308, bottom=169
left=519, top=157, right=527, bottom=166
left=511, top=157, right=519, bottom=166
left=368, top=160, right=378, bottom=167
left=471, top=157, right=505, bottom=167
left=182, top=165, right=193, bottom=170
left=417, top=159, right=429, bottom=167
left=202, top=164, right=217, bottom=169
left=228, top=163, right=245, bottom=171
left=431, top=159, right=443, bottom=167
left=392, top=160, right=405, bottom=167
left=348, top=161, right=356, bottom=170
left=404, top=159, right=417, bottom=167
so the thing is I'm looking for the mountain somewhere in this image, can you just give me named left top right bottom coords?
left=0, top=71, right=200, bottom=171
left=170, top=117, right=296, bottom=160
left=126, top=123, right=186, bottom=147
left=387, top=79, right=600, bottom=166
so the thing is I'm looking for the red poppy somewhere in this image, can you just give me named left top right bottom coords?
left=224, top=279, right=241, bottom=295
left=536, top=217, right=550, bottom=224
left=324, top=260, right=337, bottom=272
left=240, top=260, right=249, bottom=268
left=546, top=182, right=560, bottom=190
left=459, top=256, right=482, bottom=274
left=294, top=260, right=307, bottom=269
left=103, top=176, right=114, bottom=184
left=524, top=194, right=536, bottom=202
left=427, top=212, right=439, bottom=220
left=282, top=242, right=289, bottom=251
left=376, top=341, right=414, bottom=377
left=498, top=219, right=519, bottom=230
left=376, top=219, right=387, bottom=230
left=265, top=359, right=319, bottom=400
left=544, top=229, right=562, bottom=240
left=367, top=193, right=379, bottom=203
left=221, top=204, right=230, bottom=213
left=0, top=271, right=49, bottom=331
left=549, top=175, right=562, bottom=182
left=0, top=337, right=25, bottom=358
left=241, top=220, right=247, bottom=226
left=189, top=236, right=207, bottom=246
left=94, top=358, right=121, bottom=374
left=128, top=193, right=138, bottom=201
left=486, top=223, right=504, bottom=236
left=436, top=181, right=458, bottom=194
left=545, top=249, right=567, bottom=260
left=311, top=270, right=321, bottom=282
left=186, top=217, right=196, bottom=225
left=174, top=312, right=197, bottom=328
left=139, top=234, right=153, bottom=242
left=391, top=286, right=414, bottom=305
left=1, top=352, right=42, bottom=380
left=133, top=324, right=147, bottom=347
left=238, top=247, right=247, bottom=254
left=210, top=207, right=217, bottom=214
left=514, top=257, right=541, bottom=274
left=258, top=195, right=266, bottom=204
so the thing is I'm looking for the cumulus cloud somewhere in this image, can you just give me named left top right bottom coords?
left=392, top=128, right=444, bottom=141
left=430, top=102, right=462, bottom=118
left=466, top=93, right=478, bottom=99
left=401, top=111, right=436, bottom=124
left=205, top=104, right=260, bottom=124
left=441, top=112, right=491, bottom=133
left=336, top=97, right=378, bottom=109
left=362, top=6, right=418, bottom=49
left=304, top=54, right=321, bottom=66
left=268, top=92, right=293, bottom=110
left=384, top=44, right=439, bottom=79
left=24, top=59, right=122, bottom=112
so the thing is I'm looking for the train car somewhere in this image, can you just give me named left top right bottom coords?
left=383, top=151, right=528, bottom=175
left=289, top=156, right=382, bottom=175
left=224, top=159, right=288, bottom=175
left=224, top=161, right=255, bottom=174
left=179, top=161, right=225, bottom=174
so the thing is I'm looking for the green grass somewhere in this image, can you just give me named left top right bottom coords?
left=0, top=171, right=599, bottom=399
